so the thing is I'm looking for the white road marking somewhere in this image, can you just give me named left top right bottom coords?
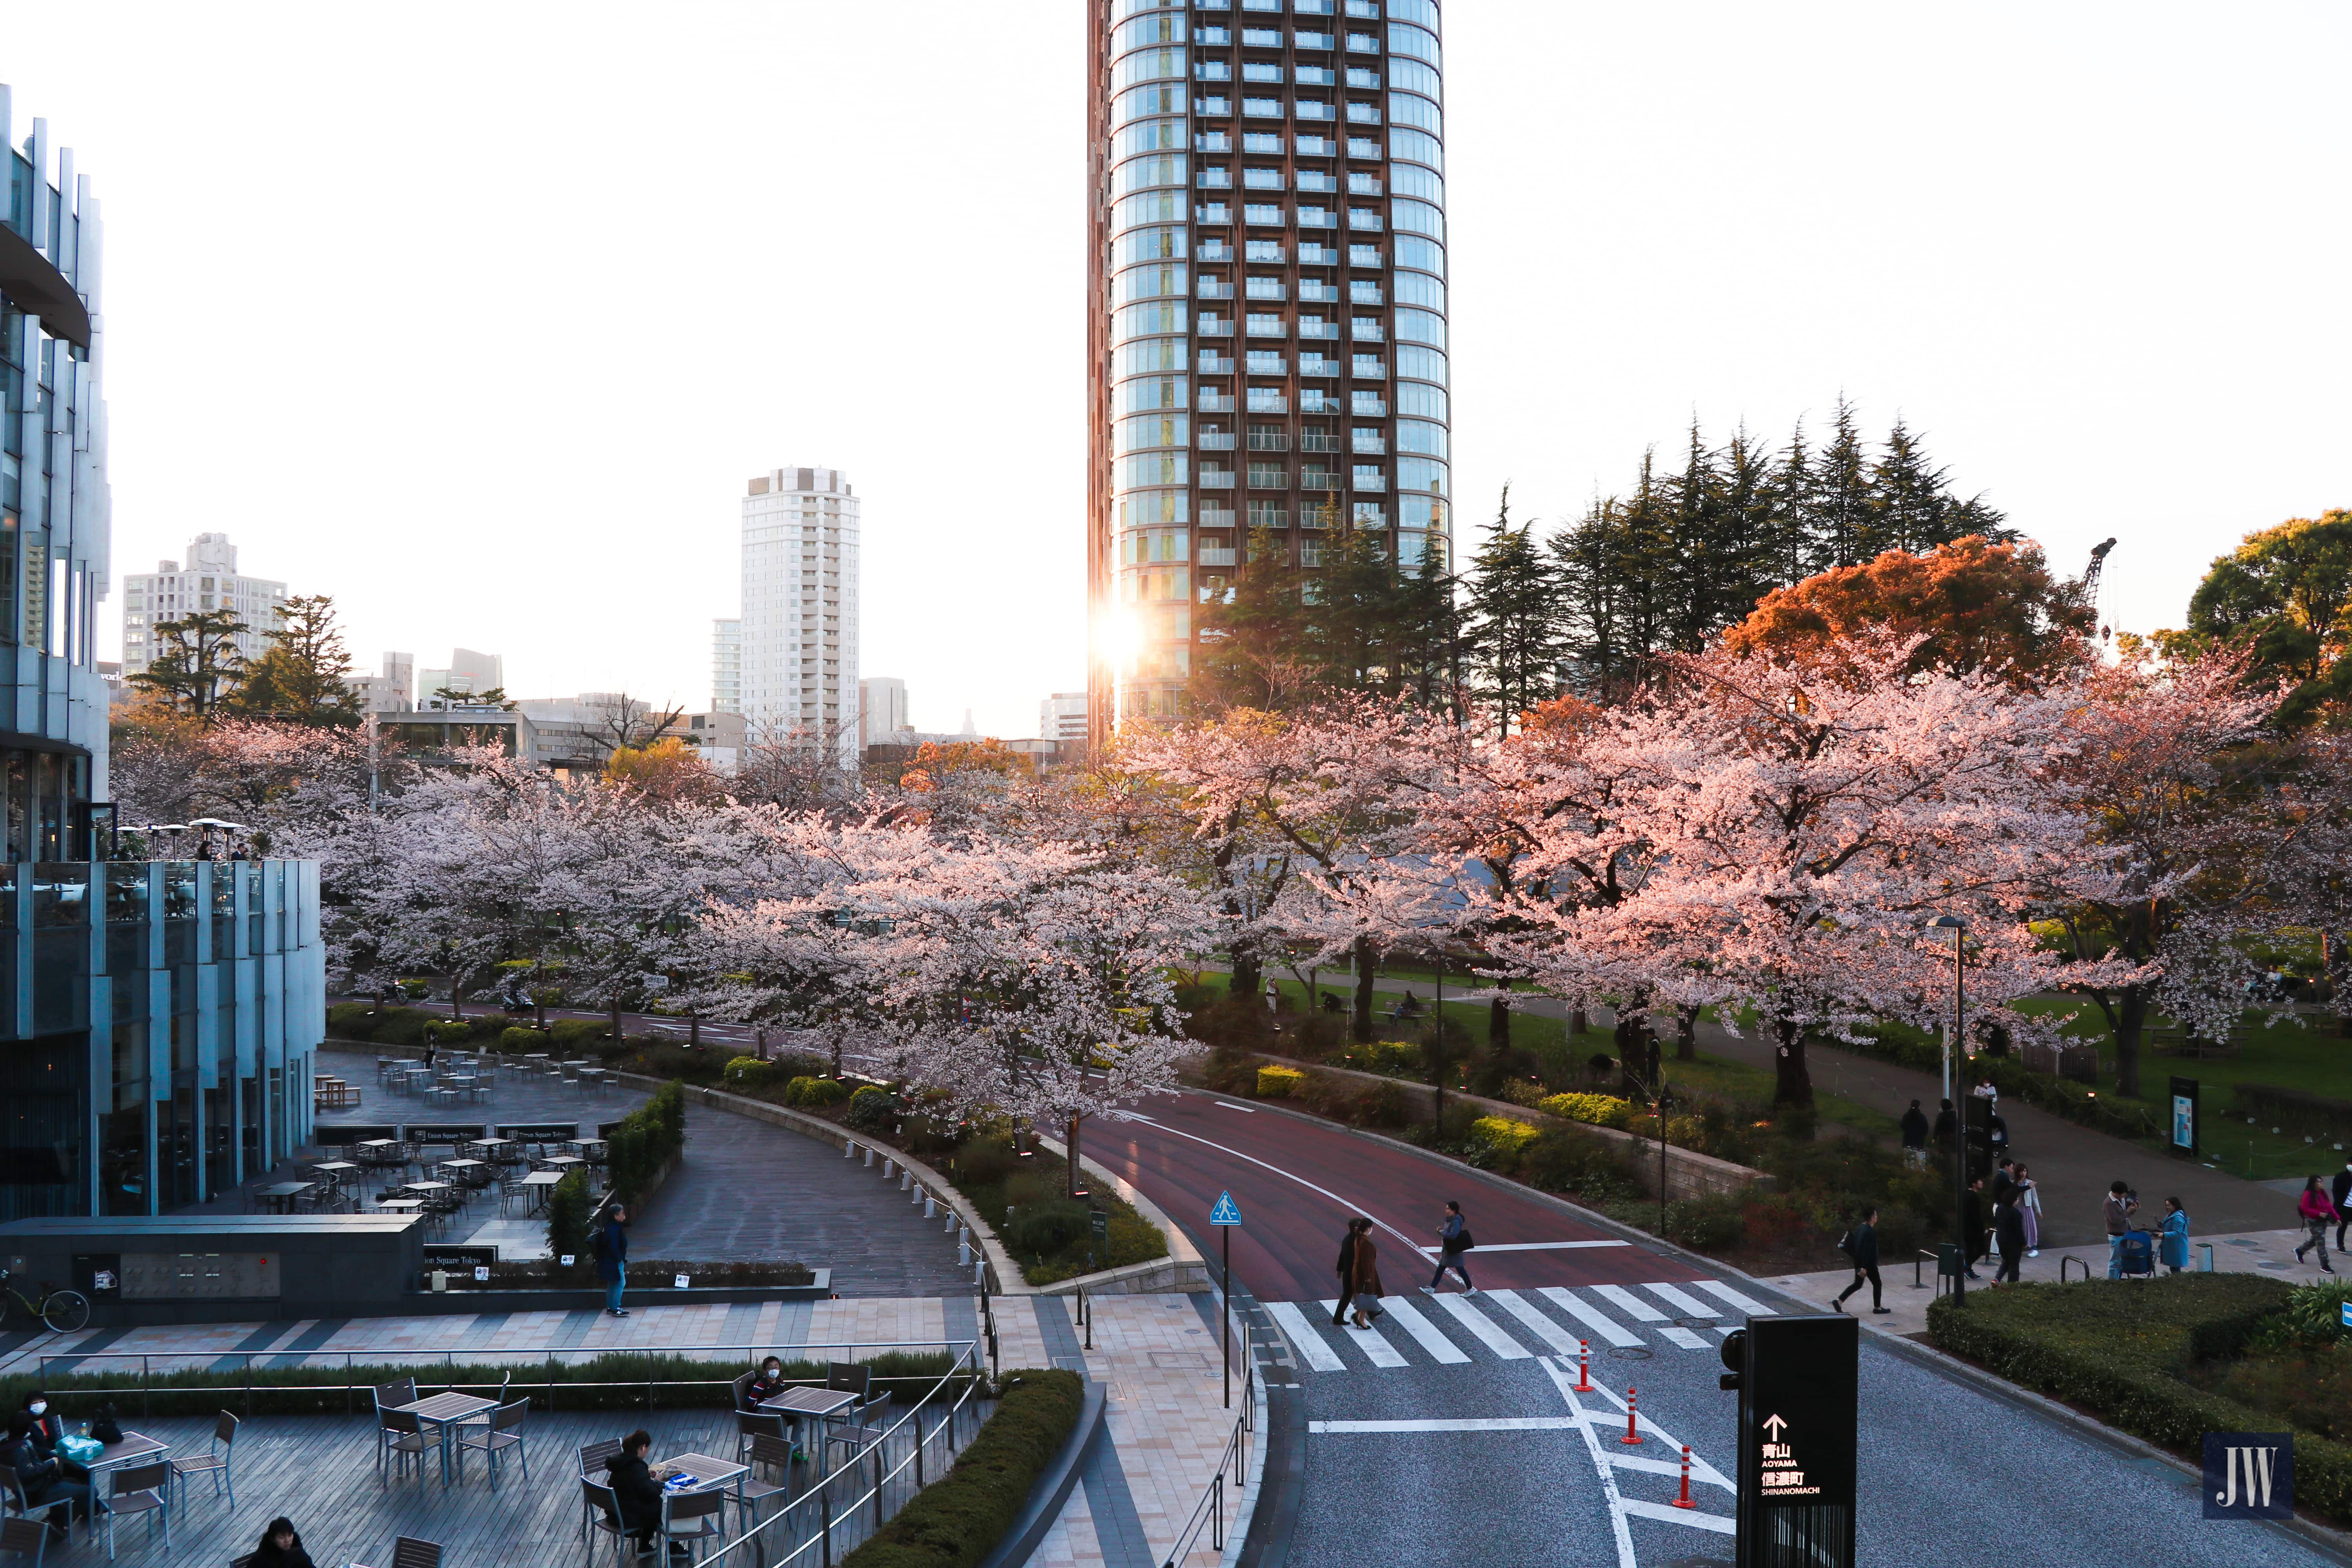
left=1318, top=1301, right=1408, bottom=1367
left=1643, top=1281, right=1720, bottom=1318
left=1575, top=1384, right=1736, bottom=1492
left=1657, top=1325, right=1711, bottom=1350
left=1606, top=1454, right=1734, bottom=1492
left=1376, top=1296, right=1473, bottom=1364
left=1111, top=1111, right=1425, bottom=1254
left=1542, top=1357, right=1638, bottom=1568
left=1695, top=1279, right=1778, bottom=1316
left=1310, top=1417, right=1584, bottom=1433
left=1262, top=1301, right=1345, bottom=1372
left=1431, top=1293, right=1533, bottom=1359
left=1212, top=1102, right=1256, bottom=1112
left=1411, top=1240, right=1633, bottom=1254
left=1591, top=1284, right=1668, bottom=1322
left=1483, top=1289, right=1585, bottom=1356
left=1537, top=1286, right=1643, bottom=1348
left=1619, top=1497, right=1737, bottom=1534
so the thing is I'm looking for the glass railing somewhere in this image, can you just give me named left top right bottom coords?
left=1200, top=547, right=1239, bottom=566
left=1301, top=280, right=1341, bottom=300
left=1245, top=281, right=1288, bottom=300
left=1353, top=473, right=1389, bottom=491
left=1199, top=244, right=1236, bottom=260
left=1198, top=319, right=1235, bottom=336
left=1298, top=211, right=1338, bottom=229
left=1353, top=325, right=1386, bottom=341
left=1247, top=357, right=1289, bottom=374
left=1199, top=355, right=1236, bottom=372
left=1301, top=390, right=1345, bottom=413
left=1200, top=471, right=1238, bottom=487
left=1296, top=102, right=1336, bottom=120
left=1347, top=105, right=1382, bottom=123
left=1246, top=392, right=1289, bottom=413
left=1198, top=281, right=1235, bottom=298
left=1200, top=392, right=1237, bottom=411
left=1300, top=245, right=1339, bottom=263
left=1350, top=179, right=1384, bottom=196
left=1353, top=437, right=1388, bottom=454
left=1201, top=508, right=1239, bottom=527
left=1352, top=359, right=1388, bottom=377
left=1352, top=397, right=1388, bottom=416
left=1248, top=433, right=1290, bottom=449
left=1198, top=432, right=1237, bottom=449
left=1300, top=357, right=1341, bottom=376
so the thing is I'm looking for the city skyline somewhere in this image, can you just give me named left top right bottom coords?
left=3, top=4, right=2345, bottom=738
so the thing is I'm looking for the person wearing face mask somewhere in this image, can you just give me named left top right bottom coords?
left=0, top=1411, right=88, bottom=1535
left=745, top=1356, right=789, bottom=1406
left=20, top=1392, right=88, bottom=1482
left=252, top=1515, right=319, bottom=1568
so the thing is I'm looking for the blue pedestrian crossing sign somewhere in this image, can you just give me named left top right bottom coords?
left=2341, top=1300, right=2352, bottom=1330
left=1210, top=1190, right=1243, bottom=1227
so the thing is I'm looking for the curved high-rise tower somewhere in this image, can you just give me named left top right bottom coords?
left=1088, top=0, right=1449, bottom=740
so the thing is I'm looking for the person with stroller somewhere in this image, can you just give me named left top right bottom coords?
left=2296, top=1176, right=2337, bottom=1273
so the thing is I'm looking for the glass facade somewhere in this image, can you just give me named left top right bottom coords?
left=1092, top=0, right=1449, bottom=730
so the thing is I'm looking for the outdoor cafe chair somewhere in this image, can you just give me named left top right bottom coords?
left=739, top=1433, right=796, bottom=1528
left=389, top=1538, right=443, bottom=1568
left=658, top=1487, right=726, bottom=1564
left=577, top=1440, right=623, bottom=1541
left=0, top=1515, right=49, bottom=1564
left=166, top=1409, right=238, bottom=1508
left=377, top=1410, right=431, bottom=1483
left=579, top=1476, right=632, bottom=1564
left=455, top=1397, right=530, bottom=1488
left=373, top=1376, right=418, bottom=1414
left=97, top=1461, right=170, bottom=1562
left=733, top=1410, right=784, bottom=1463
left=827, top=1361, right=890, bottom=1426
left=0, top=1465, right=69, bottom=1533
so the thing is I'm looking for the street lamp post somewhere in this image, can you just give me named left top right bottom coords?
left=1933, top=915, right=1968, bottom=1308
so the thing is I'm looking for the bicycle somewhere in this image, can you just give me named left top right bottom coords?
left=0, top=1268, right=90, bottom=1334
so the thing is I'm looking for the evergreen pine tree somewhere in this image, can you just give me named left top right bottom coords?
left=1188, top=524, right=1314, bottom=713
left=226, top=593, right=365, bottom=726
left=1393, top=538, right=1467, bottom=719
left=1462, top=486, right=1562, bottom=731
left=128, top=608, right=250, bottom=721
left=1808, top=396, right=1874, bottom=571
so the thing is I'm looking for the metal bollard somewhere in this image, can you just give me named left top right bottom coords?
left=882, top=1158, right=895, bottom=1179
left=900, top=1169, right=912, bottom=1192
left=943, top=1207, right=956, bottom=1233
left=973, top=1258, right=985, bottom=1285
left=862, top=1145, right=873, bottom=1168
left=959, top=1239, right=971, bottom=1266
left=844, top=1140, right=855, bottom=1159
left=924, top=1194, right=936, bottom=1219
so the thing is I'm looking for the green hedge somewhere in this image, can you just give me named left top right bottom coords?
left=842, top=1369, right=1084, bottom=1568
left=0, top=1350, right=966, bottom=1420
left=324, top=1003, right=507, bottom=1050
left=1926, top=1275, right=2352, bottom=1521
left=606, top=1080, right=688, bottom=1205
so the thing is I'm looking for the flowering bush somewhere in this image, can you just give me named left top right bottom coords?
left=1470, top=1116, right=1541, bottom=1162
left=1256, top=1065, right=1306, bottom=1098
left=1537, top=1091, right=1633, bottom=1130
left=786, top=1075, right=854, bottom=1108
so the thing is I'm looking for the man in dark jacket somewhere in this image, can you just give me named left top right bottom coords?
left=0, top=1411, right=89, bottom=1534
left=1330, top=1220, right=1362, bottom=1326
left=1833, top=1208, right=1889, bottom=1314
left=1994, top=1190, right=2028, bottom=1284
left=2332, top=1160, right=2352, bottom=1252
left=597, top=1203, right=631, bottom=1318
left=1961, top=1178, right=1987, bottom=1280
left=1931, top=1098, right=1956, bottom=1149
left=603, top=1428, right=668, bottom=1554
left=1899, top=1101, right=1930, bottom=1168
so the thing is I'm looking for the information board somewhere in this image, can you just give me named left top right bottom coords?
left=1736, top=1313, right=1857, bottom=1568
left=2171, top=1076, right=2200, bottom=1156
left=121, top=1252, right=281, bottom=1301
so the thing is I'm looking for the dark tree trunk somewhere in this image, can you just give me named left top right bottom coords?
left=1570, top=1008, right=1589, bottom=1037
left=1352, top=937, right=1376, bottom=1042
left=1068, top=1114, right=1084, bottom=1199
left=1773, top=1009, right=1814, bottom=1107
left=450, top=983, right=465, bottom=1020
left=1675, top=1005, right=1698, bottom=1062
left=2114, top=988, right=2148, bottom=1099
left=689, top=1012, right=701, bottom=1048
left=1230, top=940, right=1262, bottom=1000
left=610, top=998, right=624, bottom=1044
left=1615, top=1007, right=1651, bottom=1099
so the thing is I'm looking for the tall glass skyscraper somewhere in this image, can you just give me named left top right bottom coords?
left=1089, top=0, right=1449, bottom=738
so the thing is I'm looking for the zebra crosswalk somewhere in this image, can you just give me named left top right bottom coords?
left=1266, top=1279, right=1775, bottom=1374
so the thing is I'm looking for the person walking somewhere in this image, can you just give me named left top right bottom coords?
left=2332, top=1159, right=2352, bottom=1252
left=2015, top=1163, right=2042, bottom=1257
left=1988, top=1159, right=2017, bottom=1210
left=1931, top=1098, right=1956, bottom=1151
left=1993, top=1189, right=2026, bottom=1284
left=1833, top=1208, right=1889, bottom=1314
left=1330, top=1219, right=1362, bottom=1326
left=595, top=1201, right=632, bottom=1317
left=2295, top=1176, right=2337, bottom=1273
left=1961, top=1176, right=1987, bottom=1281
left=2103, top=1181, right=2138, bottom=1279
left=1425, top=1201, right=1476, bottom=1295
left=2160, top=1197, right=2191, bottom=1274
left=1348, top=1218, right=1385, bottom=1329
left=1900, top=1101, right=1929, bottom=1170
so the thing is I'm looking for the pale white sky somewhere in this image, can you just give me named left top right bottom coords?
left=9, top=3, right=2347, bottom=736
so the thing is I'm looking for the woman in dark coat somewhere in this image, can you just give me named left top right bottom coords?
left=1348, top=1219, right=1384, bottom=1329
left=604, top=1428, right=665, bottom=1551
left=1330, top=1220, right=1362, bottom=1327
left=1993, top=1193, right=2027, bottom=1285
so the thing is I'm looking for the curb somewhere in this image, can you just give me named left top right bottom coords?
left=976, top=1379, right=1108, bottom=1568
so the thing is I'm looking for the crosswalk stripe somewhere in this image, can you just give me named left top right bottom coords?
left=1591, top=1284, right=1668, bottom=1322
left=1656, top=1325, right=1710, bottom=1350
left=1318, top=1301, right=1408, bottom=1367
left=1537, top=1287, right=1643, bottom=1348
left=1483, top=1290, right=1584, bottom=1355
left=1430, top=1293, right=1532, bottom=1359
left=1644, top=1281, right=1720, bottom=1317
left=1377, top=1296, right=1473, bottom=1364
left=1621, top=1497, right=1736, bottom=1534
left=1694, top=1279, right=1777, bottom=1316
left=1264, top=1300, right=1347, bottom=1372
left=1311, top=1417, right=1583, bottom=1433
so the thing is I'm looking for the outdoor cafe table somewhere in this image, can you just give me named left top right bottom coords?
left=759, top=1387, right=857, bottom=1474
left=403, top=1180, right=453, bottom=1195
left=518, top=1169, right=565, bottom=1212
left=539, top=1154, right=585, bottom=1172
left=653, top=1450, right=753, bottom=1521
left=389, top=1390, right=497, bottom=1483
left=85, top=1428, right=172, bottom=1524
left=565, top=1139, right=608, bottom=1160
left=374, top=1198, right=424, bottom=1212
left=465, top=1138, right=515, bottom=1160
left=250, top=1180, right=313, bottom=1215
left=436, top=1158, right=490, bottom=1189
left=312, top=1160, right=359, bottom=1180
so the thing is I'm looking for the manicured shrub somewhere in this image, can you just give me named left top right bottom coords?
left=1003, top=1200, right=1092, bottom=1258
left=841, top=1368, right=1084, bottom=1568
left=423, top=1018, right=474, bottom=1046
left=845, top=1085, right=898, bottom=1132
left=548, top=1017, right=612, bottom=1053
left=604, top=1081, right=687, bottom=1205
left=499, top=1025, right=546, bottom=1053
left=1661, top=1194, right=1745, bottom=1250
left=545, top=1169, right=593, bottom=1279
left=326, top=1001, right=376, bottom=1039
left=1537, top=1091, right=1633, bottom=1130
left=1469, top=1116, right=1541, bottom=1165
left=723, top=1056, right=778, bottom=1089
left=1256, top=1065, right=1305, bottom=1098
left=787, top=1075, right=854, bottom=1108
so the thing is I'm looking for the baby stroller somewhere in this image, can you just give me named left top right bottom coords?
left=2117, top=1228, right=2156, bottom=1278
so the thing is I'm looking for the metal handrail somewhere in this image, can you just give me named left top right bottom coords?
left=704, top=1339, right=990, bottom=1566
left=1161, top=1327, right=1255, bottom=1568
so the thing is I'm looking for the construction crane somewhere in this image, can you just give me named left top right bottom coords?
left=2083, top=538, right=2117, bottom=639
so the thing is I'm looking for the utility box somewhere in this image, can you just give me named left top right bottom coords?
left=1732, top=1312, right=1858, bottom=1568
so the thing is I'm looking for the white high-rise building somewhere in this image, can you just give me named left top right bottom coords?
left=417, top=648, right=504, bottom=704
left=739, top=466, right=860, bottom=769
left=120, top=533, right=288, bottom=679
left=860, top=676, right=909, bottom=747
left=1040, top=692, right=1088, bottom=745
left=711, top=619, right=742, bottom=714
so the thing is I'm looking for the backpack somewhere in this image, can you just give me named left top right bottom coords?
left=90, top=1403, right=123, bottom=1445
left=589, top=1224, right=610, bottom=1262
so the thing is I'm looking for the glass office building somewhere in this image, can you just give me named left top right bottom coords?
left=1088, top=0, right=1450, bottom=737
left=0, top=88, right=325, bottom=1220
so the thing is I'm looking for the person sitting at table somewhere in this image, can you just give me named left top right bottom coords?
left=745, top=1356, right=789, bottom=1406
left=18, top=1391, right=89, bottom=1482
left=251, top=1515, right=319, bottom=1568
left=0, top=1411, right=89, bottom=1535
left=603, top=1428, right=677, bottom=1557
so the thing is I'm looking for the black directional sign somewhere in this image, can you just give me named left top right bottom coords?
left=1735, top=1312, right=1857, bottom=1568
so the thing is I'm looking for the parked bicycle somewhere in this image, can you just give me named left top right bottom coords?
left=0, top=1267, right=90, bottom=1333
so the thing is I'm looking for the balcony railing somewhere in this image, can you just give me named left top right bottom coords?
left=1195, top=96, right=1231, bottom=116
left=1245, top=281, right=1288, bottom=300
left=1201, top=507, right=1239, bottom=527
left=1300, top=280, right=1341, bottom=300
left=1199, top=354, right=1236, bottom=373
left=1200, top=546, right=1238, bottom=566
left=1297, top=172, right=1338, bottom=192
left=1200, top=391, right=1237, bottom=412
left=1296, top=101, right=1336, bottom=120
left=1349, top=177, right=1384, bottom=196
left=1246, top=356, right=1288, bottom=375
left=1350, top=211, right=1384, bottom=231
left=1301, top=389, right=1345, bottom=413
left=1198, top=281, right=1235, bottom=299
left=1350, top=285, right=1385, bottom=304
left=1198, top=431, right=1237, bottom=450
left=1298, top=320, right=1339, bottom=338
left=1352, top=358, right=1388, bottom=377
left=1353, top=396, right=1388, bottom=416
left=1297, top=31, right=1334, bottom=49
left=1347, top=104, right=1382, bottom=124
left=1200, top=471, right=1238, bottom=488
left=1198, top=171, right=1233, bottom=188
left=1198, top=319, right=1235, bottom=336
left=1297, top=67, right=1336, bottom=86
left=1298, top=209, right=1337, bottom=229
left=1247, top=391, right=1289, bottom=413
left=1195, top=204, right=1231, bottom=223
left=1347, top=70, right=1381, bottom=89
left=1198, top=243, right=1235, bottom=261
left=1353, top=436, right=1387, bottom=454
left=1350, top=247, right=1383, bottom=266
left=1247, top=431, right=1290, bottom=450
left=1353, top=324, right=1385, bottom=341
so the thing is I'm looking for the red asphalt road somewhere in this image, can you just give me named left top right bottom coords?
left=1090, top=1090, right=1710, bottom=1305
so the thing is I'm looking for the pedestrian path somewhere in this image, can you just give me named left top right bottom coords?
left=1261, top=1276, right=1776, bottom=1375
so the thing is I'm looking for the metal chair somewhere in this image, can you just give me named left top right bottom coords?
left=455, top=1397, right=529, bottom=1488
left=827, top=1361, right=890, bottom=1425
left=733, top=1409, right=784, bottom=1463
left=578, top=1476, right=632, bottom=1564
left=738, top=1433, right=796, bottom=1532
left=167, top=1408, right=238, bottom=1507
left=97, top=1461, right=169, bottom=1562
left=0, top=1515, right=49, bottom=1564
left=0, top=1466, right=69, bottom=1534
left=390, top=1539, right=442, bottom=1568
left=376, top=1409, right=430, bottom=1483
left=577, top=1442, right=622, bottom=1541
left=658, top=1488, right=726, bottom=1565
